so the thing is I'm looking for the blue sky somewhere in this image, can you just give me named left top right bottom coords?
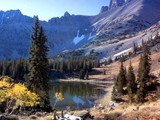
left=0, top=0, right=110, bottom=21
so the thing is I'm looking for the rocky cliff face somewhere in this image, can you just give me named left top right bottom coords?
left=0, top=10, right=96, bottom=58
left=109, top=0, right=131, bottom=9
left=100, top=6, right=109, bottom=13
left=59, top=0, right=160, bottom=60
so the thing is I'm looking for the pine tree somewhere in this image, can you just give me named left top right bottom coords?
left=2, top=57, right=9, bottom=76
left=111, top=86, right=117, bottom=101
left=111, top=76, right=118, bottom=101
left=83, top=60, right=87, bottom=71
left=86, top=71, right=89, bottom=80
left=0, top=60, right=3, bottom=75
left=120, top=54, right=125, bottom=62
left=133, top=42, right=137, bottom=55
left=117, top=61, right=126, bottom=95
left=10, top=59, right=16, bottom=78
left=79, top=70, right=85, bottom=79
left=127, top=61, right=136, bottom=103
left=26, top=17, right=50, bottom=108
left=136, top=41, right=151, bottom=103
left=87, top=60, right=92, bottom=72
left=124, top=67, right=127, bottom=79
left=60, top=59, right=65, bottom=73
left=107, top=56, right=113, bottom=64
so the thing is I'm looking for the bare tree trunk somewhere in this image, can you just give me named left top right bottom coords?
left=9, top=106, right=16, bottom=115
left=53, top=99, right=58, bottom=107
left=5, top=99, right=14, bottom=115
left=54, top=112, right=57, bottom=120
left=61, top=111, right=64, bottom=118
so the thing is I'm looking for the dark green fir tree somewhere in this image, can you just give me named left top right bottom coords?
left=2, top=57, right=9, bottom=76
left=25, top=17, right=50, bottom=108
left=127, top=61, right=136, bottom=103
left=111, top=76, right=118, bottom=101
left=133, top=42, right=137, bottom=55
left=79, top=69, right=85, bottom=79
left=86, top=71, right=89, bottom=80
left=117, top=61, right=126, bottom=95
left=136, top=40, right=151, bottom=103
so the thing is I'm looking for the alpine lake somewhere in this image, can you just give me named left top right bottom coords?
left=49, top=82, right=105, bottom=110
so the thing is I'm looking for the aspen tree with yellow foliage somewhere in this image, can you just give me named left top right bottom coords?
left=0, top=76, right=40, bottom=115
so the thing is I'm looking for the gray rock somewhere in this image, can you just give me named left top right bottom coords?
left=64, top=12, right=71, bottom=17
left=109, top=0, right=131, bottom=9
left=100, top=6, right=109, bottom=13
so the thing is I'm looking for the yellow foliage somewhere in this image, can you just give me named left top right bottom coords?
left=0, top=89, right=6, bottom=103
left=0, top=76, right=14, bottom=103
left=7, top=83, right=40, bottom=107
left=0, top=76, right=14, bottom=83
left=0, top=76, right=40, bottom=108
left=0, top=76, right=14, bottom=89
left=55, top=92, right=64, bottom=101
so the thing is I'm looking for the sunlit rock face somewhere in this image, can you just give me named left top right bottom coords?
left=109, top=0, right=131, bottom=9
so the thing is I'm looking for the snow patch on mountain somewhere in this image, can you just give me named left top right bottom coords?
left=73, top=30, right=85, bottom=45
left=113, top=48, right=132, bottom=58
left=88, top=33, right=96, bottom=41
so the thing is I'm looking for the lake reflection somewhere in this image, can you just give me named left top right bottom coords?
left=49, top=82, right=102, bottom=110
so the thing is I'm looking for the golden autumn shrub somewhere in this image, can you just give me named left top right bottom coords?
left=53, top=92, right=64, bottom=107
left=0, top=76, right=40, bottom=114
left=55, top=92, right=64, bottom=101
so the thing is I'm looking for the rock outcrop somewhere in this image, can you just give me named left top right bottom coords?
left=0, top=10, right=95, bottom=58
left=109, top=0, right=131, bottom=9
left=100, top=6, right=109, bottom=13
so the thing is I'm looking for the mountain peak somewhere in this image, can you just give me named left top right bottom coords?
left=109, top=0, right=131, bottom=9
left=6, top=9, right=22, bottom=14
left=64, top=11, right=70, bottom=17
left=100, top=6, right=109, bottom=13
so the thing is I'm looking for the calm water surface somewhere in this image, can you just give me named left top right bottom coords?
left=49, top=82, right=104, bottom=110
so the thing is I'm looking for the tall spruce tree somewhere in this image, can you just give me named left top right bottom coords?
left=2, top=57, right=9, bottom=76
left=79, top=69, right=85, bottom=79
left=127, top=61, right=136, bottom=103
left=133, top=42, right=137, bottom=55
left=117, top=61, right=126, bottom=95
left=111, top=76, right=118, bottom=101
left=86, top=71, right=89, bottom=80
left=26, top=17, right=50, bottom=108
left=136, top=40, right=151, bottom=103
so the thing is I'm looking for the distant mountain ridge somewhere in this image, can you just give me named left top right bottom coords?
left=109, top=0, right=131, bottom=9
left=0, top=0, right=160, bottom=59
left=0, top=10, right=96, bottom=58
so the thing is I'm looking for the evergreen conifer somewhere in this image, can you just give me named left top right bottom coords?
left=117, top=61, right=126, bottom=95
left=127, top=61, right=136, bottom=103
left=136, top=41, right=151, bottom=103
left=26, top=17, right=50, bottom=108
